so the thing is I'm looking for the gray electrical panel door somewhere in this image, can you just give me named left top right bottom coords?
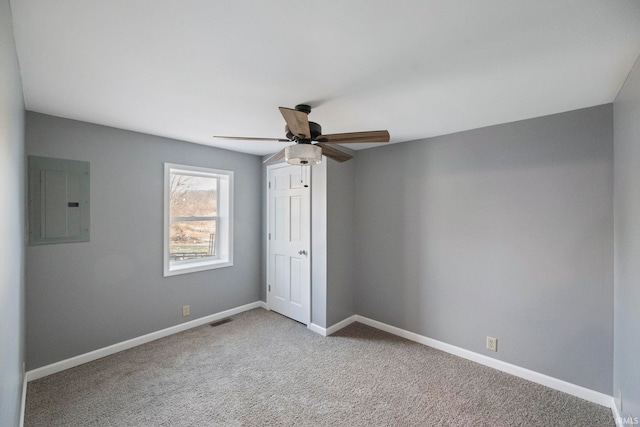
left=28, top=156, right=90, bottom=245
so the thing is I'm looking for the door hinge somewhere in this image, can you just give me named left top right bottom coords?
left=268, top=181, right=271, bottom=189
left=268, top=284, right=271, bottom=292
left=268, top=233, right=271, bottom=240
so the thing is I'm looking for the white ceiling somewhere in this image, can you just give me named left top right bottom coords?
left=10, top=1, right=640, bottom=156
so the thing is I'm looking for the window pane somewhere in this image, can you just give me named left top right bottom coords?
left=170, top=174, right=217, bottom=217
left=169, top=220, right=216, bottom=260
left=164, top=163, right=232, bottom=276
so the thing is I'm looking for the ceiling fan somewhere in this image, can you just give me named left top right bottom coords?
left=214, top=104, right=390, bottom=165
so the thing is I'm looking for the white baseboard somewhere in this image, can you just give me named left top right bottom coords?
left=324, top=313, right=613, bottom=408
left=326, top=315, right=358, bottom=335
left=611, top=397, right=623, bottom=427
left=610, top=398, right=639, bottom=427
left=26, top=301, right=267, bottom=382
left=19, top=367, right=27, bottom=427
left=308, top=315, right=358, bottom=337
left=307, top=323, right=327, bottom=336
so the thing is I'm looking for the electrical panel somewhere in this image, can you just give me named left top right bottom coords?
left=28, top=156, right=90, bottom=245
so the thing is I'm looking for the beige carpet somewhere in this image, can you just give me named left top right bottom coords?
left=25, top=308, right=614, bottom=426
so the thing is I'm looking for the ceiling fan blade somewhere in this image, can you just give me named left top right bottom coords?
left=316, top=130, right=390, bottom=144
left=279, top=107, right=310, bottom=139
left=213, top=135, right=289, bottom=142
left=263, top=148, right=286, bottom=164
left=316, top=143, right=353, bottom=163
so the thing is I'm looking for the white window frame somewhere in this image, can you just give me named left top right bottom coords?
left=164, top=163, right=233, bottom=276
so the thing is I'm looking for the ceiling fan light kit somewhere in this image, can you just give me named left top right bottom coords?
left=214, top=104, right=390, bottom=166
left=285, top=144, right=322, bottom=166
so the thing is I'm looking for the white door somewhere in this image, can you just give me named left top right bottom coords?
left=267, top=164, right=311, bottom=325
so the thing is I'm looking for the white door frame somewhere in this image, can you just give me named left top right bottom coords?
left=265, top=162, right=311, bottom=325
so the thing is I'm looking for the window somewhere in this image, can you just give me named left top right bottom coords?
left=164, top=163, right=233, bottom=276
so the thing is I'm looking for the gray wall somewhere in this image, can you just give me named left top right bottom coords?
left=354, top=105, right=614, bottom=394
left=310, top=156, right=357, bottom=329
left=613, top=54, right=640, bottom=418
left=0, top=0, right=26, bottom=425
left=326, top=159, right=356, bottom=326
left=311, top=160, right=328, bottom=327
left=25, top=112, right=263, bottom=370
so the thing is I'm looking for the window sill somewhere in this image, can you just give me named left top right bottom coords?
left=164, top=258, right=233, bottom=277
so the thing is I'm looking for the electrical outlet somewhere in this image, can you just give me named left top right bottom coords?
left=182, top=305, right=190, bottom=317
left=486, top=336, right=498, bottom=352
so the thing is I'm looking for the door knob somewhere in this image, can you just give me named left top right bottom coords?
left=298, top=250, right=307, bottom=255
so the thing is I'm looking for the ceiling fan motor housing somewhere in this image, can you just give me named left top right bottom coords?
left=285, top=121, right=322, bottom=142
left=294, top=104, right=312, bottom=114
